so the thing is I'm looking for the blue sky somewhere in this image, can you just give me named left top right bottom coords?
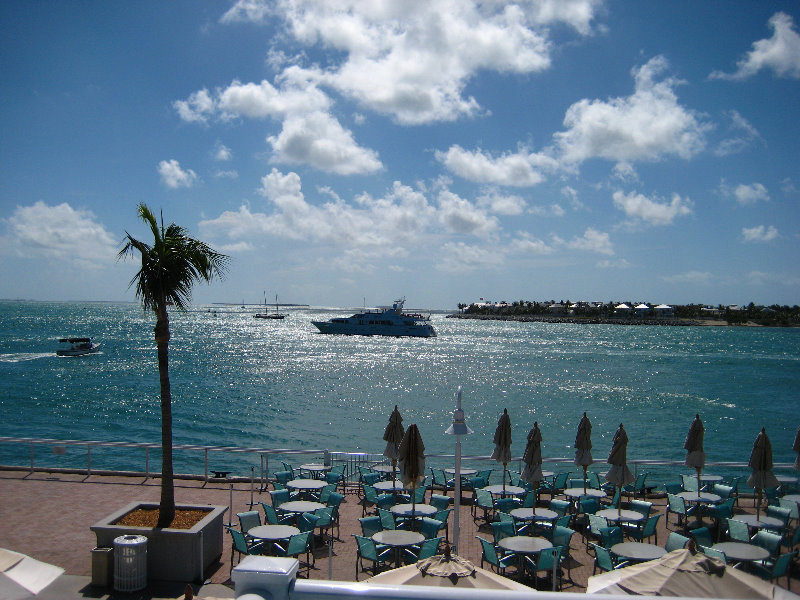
left=1, top=1, right=799, bottom=310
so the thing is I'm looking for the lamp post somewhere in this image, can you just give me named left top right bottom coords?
left=445, top=386, right=473, bottom=554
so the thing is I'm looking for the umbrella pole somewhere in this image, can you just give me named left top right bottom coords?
left=502, top=462, right=507, bottom=497
left=583, top=466, right=587, bottom=494
left=696, top=467, right=701, bottom=499
left=411, top=481, right=417, bottom=530
left=392, top=458, right=397, bottom=486
left=756, top=488, right=761, bottom=520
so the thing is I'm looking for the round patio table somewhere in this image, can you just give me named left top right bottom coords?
left=372, top=530, right=424, bottom=566
left=564, top=487, right=605, bottom=499
left=610, top=542, right=666, bottom=563
left=775, top=475, right=796, bottom=483
left=277, top=500, right=326, bottom=516
left=498, top=535, right=553, bottom=573
left=698, top=474, right=723, bottom=483
left=371, top=465, right=397, bottom=478
left=248, top=524, right=299, bottom=554
left=734, top=513, right=783, bottom=531
left=712, top=542, right=769, bottom=565
left=445, top=467, right=477, bottom=477
left=677, top=491, right=721, bottom=504
left=596, top=509, right=644, bottom=524
left=541, top=470, right=555, bottom=479
left=287, top=478, right=327, bottom=499
left=483, top=484, right=525, bottom=497
left=299, top=463, right=331, bottom=479
left=510, top=507, right=558, bottom=523
left=782, top=494, right=800, bottom=504
left=374, top=480, right=404, bottom=492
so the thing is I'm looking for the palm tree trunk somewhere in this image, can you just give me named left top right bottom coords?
left=155, top=307, right=175, bottom=527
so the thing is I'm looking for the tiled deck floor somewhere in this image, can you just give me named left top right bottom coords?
left=0, top=470, right=796, bottom=598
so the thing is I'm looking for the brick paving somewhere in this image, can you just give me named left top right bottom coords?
left=0, top=469, right=797, bottom=598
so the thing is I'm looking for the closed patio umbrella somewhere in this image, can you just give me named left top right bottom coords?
left=383, top=405, right=405, bottom=485
left=793, top=425, right=800, bottom=471
left=605, top=423, right=634, bottom=516
left=575, top=412, right=594, bottom=493
left=747, top=427, right=779, bottom=519
left=398, top=424, right=425, bottom=517
left=490, top=408, right=512, bottom=495
left=521, top=422, right=543, bottom=490
left=684, top=413, right=705, bottom=498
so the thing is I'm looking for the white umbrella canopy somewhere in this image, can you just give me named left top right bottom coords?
left=605, top=423, right=635, bottom=488
left=490, top=408, right=512, bottom=494
left=684, top=413, right=706, bottom=496
left=383, top=405, right=405, bottom=483
left=747, top=427, right=780, bottom=518
left=587, top=547, right=799, bottom=599
left=367, top=552, right=530, bottom=590
left=793, top=425, right=800, bottom=471
left=575, top=412, right=594, bottom=492
left=521, top=422, right=543, bottom=486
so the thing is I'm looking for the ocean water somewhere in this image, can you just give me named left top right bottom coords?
left=1, top=300, right=798, bottom=479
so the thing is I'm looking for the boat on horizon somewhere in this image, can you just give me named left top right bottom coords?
left=254, top=293, right=286, bottom=320
left=56, top=337, right=100, bottom=356
left=311, top=297, right=436, bottom=337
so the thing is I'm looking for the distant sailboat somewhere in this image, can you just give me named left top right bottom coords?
left=254, top=292, right=286, bottom=320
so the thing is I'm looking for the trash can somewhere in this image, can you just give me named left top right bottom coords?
left=113, top=534, right=147, bottom=592
left=91, top=546, right=113, bottom=588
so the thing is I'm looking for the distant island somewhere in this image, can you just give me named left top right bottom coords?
left=449, top=300, right=800, bottom=327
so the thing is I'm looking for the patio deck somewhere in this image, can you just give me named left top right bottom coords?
left=0, top=469, right=796, bottom=598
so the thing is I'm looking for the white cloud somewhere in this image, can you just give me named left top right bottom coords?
left=267, top=111, right=382, bottom=175
left=436, top=145, right=556, bottom=186
left=3, top=201, right=117, bottom=268
left=710, top=12, right=800, bottom=80
left=437, top=241, right=505, bottom=272
left=220, top=0, right=273, bottom=24
left=714, top=110, right=762, bottom=156
left=528, top=203, right=565, bottom=217
left=612, top=190, right=693, bottom=226
left=214, top=170, right=239, bottom=179
left=554, top=56, right=709, bottom=164
left=173, top=89, right=215, bottom=123
left=158, top=159, right=197, bottom=189
left=746, top=271, right=800, bottom=286
left=565, top=227, right=613, bottom=255
left=734, top=183, right=770, bottom=205
left=597, top=258, right=631, bottom=269
left=612, top=161, right=639, bottom=182
left=477, top=190, right=527, bottom=215
left=510, top=232, right=553, bottom=255
left=436, top=189, right=499, bottom=237
left=215, top=143, right=232, bottom=161
left=742, top=225, right=779, bottom=243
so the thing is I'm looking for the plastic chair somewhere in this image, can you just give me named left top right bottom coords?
left=226, top=526, right=264, bottom=572
left=629, top=499, right=653, bottom=519
left=404, top=536, right=443, bottom=563
left=433, top=508, right=452, bottom=539
left=237, top=510, right=262, bottom=546
left=274, top=470, right=293, bottom=486
left=623, top=472, right=649, bottom=498
left=359, top=515, right=383, bottom=538
left=490, top=519, right=516, bottom=543
left=353, top=534, right=391, bottom=580
left=494, top=496, right=522, bottom=514
left=726, top=518, right=751, bottom=543
left=549, top=499, right=570, bottom=517
left=326, top=491, right=345, bottom=538
left=712, top=483, right=734, bottom=499
left=361, top=485, right=380, bottom=516
left=318, top=483, right=337, bottom=504
left=474, top=489, right=495, bottom=523
left=419, top=517, right=446, bottom=540
left=586, top=514, right=609, bottom=548
left=591, top=543, right=628, bottom=574
left=681, top=474, right=699, bottom=492
left=522, top=489, right=537, bottom=508
left=261, top=502, right=294, bottom=526
left=429, top=493, right=451, bottom=511
left=476, top=536, right=515, bottom=575
left=325, top=464, right=347, bottom=491
left=601, top=486, right=621, bottom=509
left=552, top=526, right=576, bottom=581
left=524, top=545, right=563, bottom=591
left=599, top=526, right=623, bottom=548
left=270, top=489, right=290, bottom=507
left=689, top=526, right=714, bottom=549
left=627, top=514, right=661, bottom=544
left=665, top=532, right=690, bottom=552
left=701, top=546, right=727, bottom=563
left=752, top=551, right=795, bottom=589
left=378, top=508, right=396, bottom=530
left=274, top=531, right=313, bottom=574
left=667, top=493, right=697, bottom=528
left=752, top=530, right=783, bottom=559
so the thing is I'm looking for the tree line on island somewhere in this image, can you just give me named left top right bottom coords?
left=455, top=299, right=800, bottom=327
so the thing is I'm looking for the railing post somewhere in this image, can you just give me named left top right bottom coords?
left=145, top=447, right=150, bottom=479
left=87, top=443, right=92, bottom=475
left=204, top=448, right=208, bottom=480
left=29, top=441, right=34, bottom=474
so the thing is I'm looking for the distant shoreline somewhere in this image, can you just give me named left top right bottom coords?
left=447, top=313, right=770, bottom=327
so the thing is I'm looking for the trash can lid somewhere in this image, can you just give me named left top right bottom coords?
left=113, top=534, right=147, bottom=545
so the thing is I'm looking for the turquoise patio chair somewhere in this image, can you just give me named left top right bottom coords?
left=476, top=536, right=515, bottom=575
left=378, top=508, right=396, bottom=530
left=599, top=526, right=623, bottom=548
left=358, top=515, right=383, bottom=538
left=353, top=535, right=391, bottom=580
left=261, top=502, right=294, bottom=526
left=591, top=543, right=628, bottom=574
left=700, top=546, right=727, bottom=563
left=752, top=551, right=795, bottom=590
left=419, top=517, right=446, bottom=540
left=667, top=493, right=696, bottom=528
left=404, top=536, right=443, bottom=563
left=726, top=518, right=751, bottom=543
left=226, top=526, right=265, bottom=572
left=752, top=530, right=783, bottom=560
left=553, top=526, right=577, bottom=581
left=429, top=494, right=451, bottom=511
left=524, top=545, right=563, bottom=591
left=490, top=519, right=516, bottom=543
left=474, top=489, right=495, bottom=523
left=689, top=526, right=714, bottom=549
left=665, top=532, right=690, bottom=552
left=627, top=514, right=661, bottom=544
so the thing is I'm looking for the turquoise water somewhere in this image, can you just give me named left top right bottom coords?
left=1, top=300, right=798, bottom=478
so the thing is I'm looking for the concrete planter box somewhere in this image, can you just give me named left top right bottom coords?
left=91, top=502, right=227, bottom=583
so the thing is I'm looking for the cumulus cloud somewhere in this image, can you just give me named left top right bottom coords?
left=710, top=12, right=800, bottom=80
left=3, top=201, right=117, bottom=268
left=477, top=190, right=527, bottom=215
left=215, top=143, right=232, bottom=161
left=158, top=159, right=198, bottom=189
left=565, top=227, right=613, bottom=255
left=742, top=225, right=779, bottom=243
left=554, top=56, right=709, bottom=164
left=436, top=189, right=499, bottom=237
left=612, top=190, right=693, bottom=226
left=173, top=89, right=215, bottom=123
left=436, top=145, right=557, bottom=186
left=714, top=110, right=763, bottom=156
left=510, top=232, right=553, bottom=255
left=437, top=241, right=505, bottom=272
left=662, top=270, right=713, bottom=284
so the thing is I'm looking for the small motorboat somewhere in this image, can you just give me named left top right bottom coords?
left=56, top=337, right=100, bottom=356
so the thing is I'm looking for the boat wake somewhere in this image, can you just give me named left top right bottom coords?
left=0, top=352, right=54, bottom=363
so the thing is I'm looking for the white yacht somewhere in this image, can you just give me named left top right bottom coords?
left=56, top=337, right=100, bottom=356
left=311, top=298, right=436, bottom=337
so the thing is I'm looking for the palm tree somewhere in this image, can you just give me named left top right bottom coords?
left=119, top=203, right=229, bottom=526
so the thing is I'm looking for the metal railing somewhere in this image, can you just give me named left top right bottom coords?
left=0, top=436, right=796, bottom=491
